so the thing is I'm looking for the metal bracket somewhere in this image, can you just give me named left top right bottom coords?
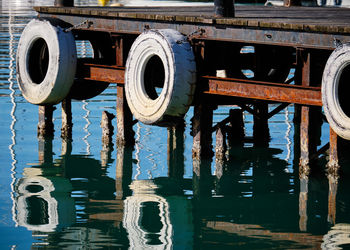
left=64, top=20, right=92, bottom=32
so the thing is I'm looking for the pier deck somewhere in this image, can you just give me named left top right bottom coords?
left=34, top=5, right=350, bottom=106
left=35, top=5, right=350, bottom=49
left=30, top=4, right=350, bottom=171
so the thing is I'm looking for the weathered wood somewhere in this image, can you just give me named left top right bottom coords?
left=116, top=85, right=135, bottom=146
left=168, top=121, right=185, bottom=179
left=299, top=106, right=311, bottom=171
left=192, top=103, right=214, bottom=160
left=328, top=128, right=339, bottom=169
left=253, top=103, right=269, bottom=147
left=299, top=177, right=308, bottom=232
left=101, top=110, right=115, bottom=146
left=327, top=128, right=339, bottom=225
left=61, top=98, right=72, bottom=139
left=38, top=105, right=55, bottom=137
left=215, top=124, right=227, bottom=163
left=35, top=6, right=350, bottom=35
left=116, top=145, right=133, bottom=199
left=38, top=134, right=53, bottom=165
left=327, top=173, right=338, bottom=225
left=227, top=109, right=244, bottom=147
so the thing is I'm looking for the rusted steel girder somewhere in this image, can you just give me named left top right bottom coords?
left=76, top=63, right=322, bottom=106
left=203, top=76, right=322, bottom=106
left=76, top=62, right=125, bottom=83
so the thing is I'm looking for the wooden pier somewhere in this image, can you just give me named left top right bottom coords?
left=16, top=1, right=350, bottom=183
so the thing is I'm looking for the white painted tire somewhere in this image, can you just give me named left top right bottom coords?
left=16, top=19, right=77, bottom=104
left=322, top=44, right=350, bottom=140
left=125, top=29, right=196, bottom=125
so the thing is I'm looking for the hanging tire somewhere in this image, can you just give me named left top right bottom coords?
left=125, top=29, right=196, bottom=125
left=322, top=43, right=350, bottom=140
left=16, top=18, right=77, bottom=105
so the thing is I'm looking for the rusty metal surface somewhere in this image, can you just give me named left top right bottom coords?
left=36, top=12, right=350, bottom=50
left=204, top=76, right=322, bottom=106
left=76, top=62, right=125, bottom=83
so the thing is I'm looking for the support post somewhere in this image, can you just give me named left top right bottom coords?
left=192, top=103, right=214, bottom=160
left=327, top=173, right=338, bottom=225
left=61, top=98, right=72, bottom=139
left=227, top=109, right=244, bottom=147
left=253, top=103, right=270, bottom=147
left=116, top=145, right=133, bottom=199
left=327, top=128, right=339, bottom=225
left=116, top=85, right=135, bottom=146
left=38, top=134, right=53, bottom=166
left=38, top=105, right=55, bottom=137
left=298, top=49, right=322, bottom=171
left=54, top=0, right=74, bottom=7
left=215, top=125, right=227, bottom=163
left=328, top=128, right=339, bottom=170
left=215, top=124, right=226, bottom=180
left=299, top=177, right=308, bottom=231
left=214, top=0, right=235, bottom=17
left=101, top=111, right=115, bottom=147
left=299, top=106, right=311, bottom=171
left=168, top=121, right=185, bottom=179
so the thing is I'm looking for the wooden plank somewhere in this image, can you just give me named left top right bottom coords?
left=34, top=5, right=350, bottom=34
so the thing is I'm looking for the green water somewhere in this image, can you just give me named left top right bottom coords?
left=1, top=0, right=350, bottom=249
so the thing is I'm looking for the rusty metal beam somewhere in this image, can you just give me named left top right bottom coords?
left=76, top=62, right=125, bottom=84
left=203, top=76, right=322, bottom=106
left=76, top=63, right=322, bottom=106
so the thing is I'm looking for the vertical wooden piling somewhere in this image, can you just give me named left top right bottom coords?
left=116, top=86, right=135, bottom=146
left=253, top=103, right=270, bottom=147
left=227, top=109, right=244, bottom=147
left=38, top=134, right=53, bottom=165
left=168, top=121, right=185, bottom=180
left=327, top=128, right=339, bottom=225
left=54, top=0, right=74, bottom=7
left=192, top=102, right=214, bottom=198
left=214, top=0, right=235, bottom=17
left=38, top=105, right=55, bottom=137
left=215, top=124, right=227, bottom=180
left=299, top=106, right=311, bottom=171
left=116, top=145, right=133, bottom=199
left=299, top=177, right=308, bottom=231
left=192, top=103, right=214, bottom=161
left=327, top=174, right=338, bottom=225
left=61, top=98, right=72, bottom=139
left=101, top=110, right=115, bottom=146
left=297, top=49, right=322, bottom=171
left=328, top=128, right=339, bottom=169
left=115, top=36, right=135, bottom=146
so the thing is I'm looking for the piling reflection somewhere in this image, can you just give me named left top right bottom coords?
left=9, top=125, right=350, bottom=248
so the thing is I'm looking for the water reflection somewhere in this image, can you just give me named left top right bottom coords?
left=9, top=130, right=350, bottom=248
left=3, top=0, right=350, bottom=249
